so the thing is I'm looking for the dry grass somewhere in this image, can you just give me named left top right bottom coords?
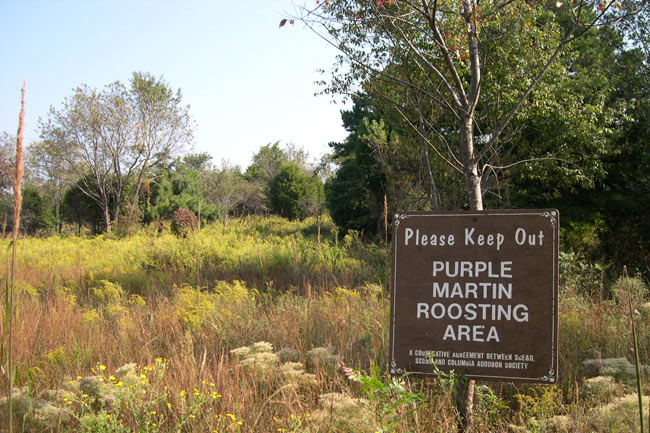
left=1, top=219, right=649, bottom=432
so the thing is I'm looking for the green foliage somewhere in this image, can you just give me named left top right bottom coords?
left=611, top=276, right=648, bottom=306
left=203, top=162, right=258, bottom=226
left=514, top=385, right=564, bottom=432
left=269, top=163, right=320, bottom=221
left=506, top=14, right=650, bottom=278
left=38, top=72, right=193, bottom=233
left=350, top=364, right=423, bottom=433
left=244, top=141, right=290, bottom=185
left=473, top=384, right=510, bottom=430
left=146, top=157, right=216, bottom=224
left=21, top=184, right=53, bottom=235
left=325, top=95, right=388, bottom=237
left=174, top=280, right=256, bottom=331
left=89, top=280, right=125, bottom=306
left=559, top=251, right=607, bottom=297
left=62, top=177, right=105, bottom=233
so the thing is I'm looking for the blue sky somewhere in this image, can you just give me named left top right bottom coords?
left=0, top=0, right=348, bottom=169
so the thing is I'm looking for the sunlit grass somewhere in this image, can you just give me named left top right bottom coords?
left=1, top=216, right=649, bottom=432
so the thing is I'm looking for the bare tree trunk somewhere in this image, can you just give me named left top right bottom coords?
left=455, top=376, right=476, bottom=432
left=102, top=198, right=112, bottom=233
left=460, top=116, right=483, bottom=212
left=55, top=200, right=61, bottom=233
left=458, top=115, right=480, bottom=431
left=317, top=212, right=321, bottom=250
left=422, top=141, right=438, bottom=210
left=197, top=201, right=201, bottom=234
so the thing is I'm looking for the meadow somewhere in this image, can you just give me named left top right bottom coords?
left=1, top=215, right=649, bottom=432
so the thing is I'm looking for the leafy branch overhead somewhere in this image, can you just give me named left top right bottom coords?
left=288, top=0, right=647, bottom=211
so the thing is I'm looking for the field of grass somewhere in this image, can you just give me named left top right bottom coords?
left=1, top=215, right=649, bottom=432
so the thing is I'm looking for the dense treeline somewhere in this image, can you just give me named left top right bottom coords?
left=1, top=0, right=649, bottom=281
left=0, top=86, right=325, bottom=237
left=316, top=1, right=650, bottom=280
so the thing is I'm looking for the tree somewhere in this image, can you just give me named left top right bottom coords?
left=126, top=72, right=193, bottom=224
left=508, top=16, right=650, bottom=275
left=245, top=142, right=314, bottom=212
left=292, top=0, right=647, bottom=428
left=326, top=94, right=459, bottom=237
left=145, top=156, right=216, bottom=224
left=203, top=161, right=251, bottom=227
left=21, top=184, right=52, bottom=235
left=0, top=132, right=14, bottom=196
left=326, top=95, right=387, bottom=236
left=26, top=140, right=74, bottom=232
left=244, top=141, right=290, bottom=185
left=0, top=133, right=15, bottom=232
left=269, top=163, right=319, bottom=221
left=39, top=73, right=193, bottom=232
left=294, top=0, right=644, bottom=213
left=61, top=177, right=105, bottom=234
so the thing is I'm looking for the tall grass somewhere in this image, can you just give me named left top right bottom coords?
left=3, top=80, right=26, bottom=433
left=1, top=217, right=649, bottom=432
left=1, top=216, right=384, bottom=300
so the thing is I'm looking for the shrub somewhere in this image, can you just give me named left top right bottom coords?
left=171, top=207, right=196, bottom=237
left=611, top=276, right=648, bottom=306
left=312, top=392, right=375, bottom=433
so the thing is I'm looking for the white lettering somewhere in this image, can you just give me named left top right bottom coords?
left=487, top=326, right=500, bottom=342
left=433, top=282, right=449, bottom=297
left=416, top=303, right=429, bottom=319
left=405, top=228, right=414, bottom=245
left=465, top=228, right=475, bottom=246
left=501, top=261, right=512, bottom=278
left=442, top=325, right=500, bottom=342
left=431, top=303, right=446, bottom=319
left=513, top=304, right=529, bottom=322
left=447, top=303, right=462, bottom=320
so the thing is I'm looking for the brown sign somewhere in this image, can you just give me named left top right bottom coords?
left=389, top=210, right=559, bottom=383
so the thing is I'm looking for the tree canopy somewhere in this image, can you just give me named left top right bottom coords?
left=293, top=0, right=647, bottom=212
left=38, top=72, right=193, bottom=232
